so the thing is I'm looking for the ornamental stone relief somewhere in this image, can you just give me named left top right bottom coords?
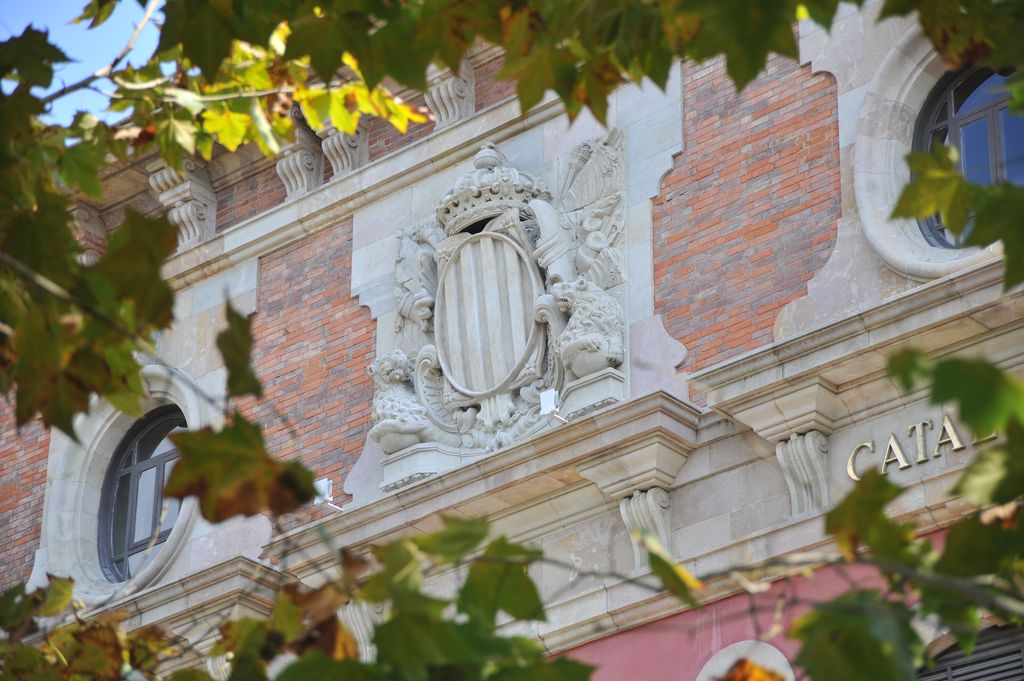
left=369, top=133, right=627, bottom=473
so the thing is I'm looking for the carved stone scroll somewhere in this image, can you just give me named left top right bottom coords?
left=276, top=106, right=325, bottom=199
left=425, top=66, right=474, bottom=129
left=619, top=487, right=671, bottom=573
left=775, top=430, right=831, bottom=515
left=148, top=159, right=216, bottom=249
left=322, top=122, right=368, bottom=177
left=70, top=204, right=107, bottom=266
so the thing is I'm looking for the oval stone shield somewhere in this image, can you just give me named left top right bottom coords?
left=435, top=232, right=544, bottom=397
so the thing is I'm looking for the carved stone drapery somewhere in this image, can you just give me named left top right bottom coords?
left=370, top=135, right=628, bottom=490
left=424, top=66, right=474, bottom=129
left=148, top=159, right=216, bottom=249
left=338, top=600, right=386, bottom=662
left=775, top=430, right=831, bottom=515
left=322, top=122, right=368, bottom=177
left=70, top=204, right=107, bottom=266
left=619, top=487, right=671, bottom=573
left=276, top=106, right=325, bottom=199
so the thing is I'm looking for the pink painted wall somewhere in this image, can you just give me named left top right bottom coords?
left=563, top=561, right=892, bottom=680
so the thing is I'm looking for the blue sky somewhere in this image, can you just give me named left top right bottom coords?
left=0, top=0, right=159, bottom=124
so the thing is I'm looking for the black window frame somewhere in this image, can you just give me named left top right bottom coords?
left=913, top=65, right=1017, bottom=248
left=98, top=405, right=186, bottom=583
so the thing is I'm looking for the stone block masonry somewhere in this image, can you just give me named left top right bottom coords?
left=653, top=56, right=840, bottom=381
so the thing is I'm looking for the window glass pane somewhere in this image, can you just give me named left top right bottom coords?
left=133, top=466, right=157, bottom=543
left=136, top=419, right=180, bottom=463
left=159, top=458, right=180, bottom=532
left=930, top=126, right=948, bottom=151
left=1002, top=108, right=1024, bottom=185
left=955, top=71, right=1005, bottom=113
left=127, top=551, right=150, bottom=578
left=960, top=118, right=992, bottom=184
left=112, top=473, right=130, bottom=556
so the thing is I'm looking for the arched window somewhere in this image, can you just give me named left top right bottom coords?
left=99, top=405, right=186, bottom=582
left=919, top=626, right=1024, bottom=680
left=915, top=67, right=1023, bottom=247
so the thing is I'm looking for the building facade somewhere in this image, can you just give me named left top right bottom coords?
left=3, top=2, right=1023, bottom=678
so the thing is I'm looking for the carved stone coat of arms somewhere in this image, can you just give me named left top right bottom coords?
left=369, top=133, right=627, bottom=483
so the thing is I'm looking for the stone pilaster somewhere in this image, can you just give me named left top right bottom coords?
left=276, top=106, right=325, bottom=199
left=148, top=159, right=216, bottom=250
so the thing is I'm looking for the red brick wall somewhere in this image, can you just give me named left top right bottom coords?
left=216, top=163, right=287, bottom=232
left=653, top=56, right=840, bottom=374
left=474, top=55, right=516, bottom=111
left=245, top=217, right=375, bottom=528
left=0, top=404, right=49, bottom=591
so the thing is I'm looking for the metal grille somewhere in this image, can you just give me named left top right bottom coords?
left=919, top=627, right=1024, bottom=681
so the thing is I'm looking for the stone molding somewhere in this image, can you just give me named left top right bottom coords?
left=148, top=159, right=217, bottom=250
left=30, top=364, right=218, bottom=606
left=321, top=121, right=369, bottom=177
left=276, top=107, right=325, bottom=200
left=775, top=430, right=831, bottom=515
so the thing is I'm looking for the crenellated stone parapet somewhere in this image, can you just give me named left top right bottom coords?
left=276, top=106, right=325, bottom=200
left=148, top=158, right=216, bottom=250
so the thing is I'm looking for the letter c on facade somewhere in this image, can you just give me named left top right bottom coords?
left=846, top=441, right=874, bottom=482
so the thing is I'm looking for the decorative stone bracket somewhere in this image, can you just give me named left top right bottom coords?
left=424, top=65, right=475, bottom=130
left=577, top=432, right=693, bottom=573
left=321, top=121, right=368, bottom=177
left=70, top=204, right=107, bottom=266
left=714, top=377, right=841, bottom=516
left=276, top=106, right=325, bottom=199
left=339, top=600, right=386, bottom=662
left=148, top=158, right=216, bottom=250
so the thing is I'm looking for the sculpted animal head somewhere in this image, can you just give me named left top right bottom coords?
left=550, top=277, right=592, bottom=312
left=368, top=349, right=412, bottom=386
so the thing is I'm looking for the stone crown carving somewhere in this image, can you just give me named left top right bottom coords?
left=437, top=144, right=551, bottom=235
left=370, top=134, right=628, bottom=487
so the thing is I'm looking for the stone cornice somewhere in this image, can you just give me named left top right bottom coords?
left=692, top=260, right=1024, bottom=439
left=265, top=391, right=720, bottom=577
left=161, top=93, right=568, bottom=290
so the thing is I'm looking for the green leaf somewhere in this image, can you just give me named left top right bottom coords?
left=792, top=591, right=925, bottom=681
left=35, top=575, right=73, bottom=617
left=962, top=181, right=1024, bottom=288
left=639, top=530, right=702, bottom=606
left=952, top=419, right=1024, bottom=505
left=159, top=0, right=234, bottom=80
left=165, top=412, right=316, bottom=521
left=58, top=143, right=105, bottom=198
left=457, top=537, right=544, bottom=626
left=887, top=347, right=929, bottom=393
left=274, top=652, right=380, bottom=681
left=931, top=359, right=1024, bottom=436
left=0, top=27, right=69, bottom=87
left=825, top=470, right=920, bottom=565
left=798, top=0, right=842, bottom=29
left=891, top=146, right=969, bottom=235
left=412, top=515, right=488, bottom=562
left=74, top=0, right=118, bottom=28
left=217, top=302, right=262, bottom=398
left=202, top=108, right=250, bottom=152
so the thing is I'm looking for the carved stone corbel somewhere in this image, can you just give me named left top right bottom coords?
left=321, top=122, right=368, bottom=177
left=619, top=487, right=671, bottom=573
left=148, top=158, right=216, bottom=249
left=69, top=204, right=106, bottom=266
left=276, top=106, right=325, bottom=199
left=577, top=427, right=695, bottom=573
left=338, top=600, right=386, bottom=662
left=424, top=65, right=474, bottom=130
left=775, top=430, right=831, bottom=515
